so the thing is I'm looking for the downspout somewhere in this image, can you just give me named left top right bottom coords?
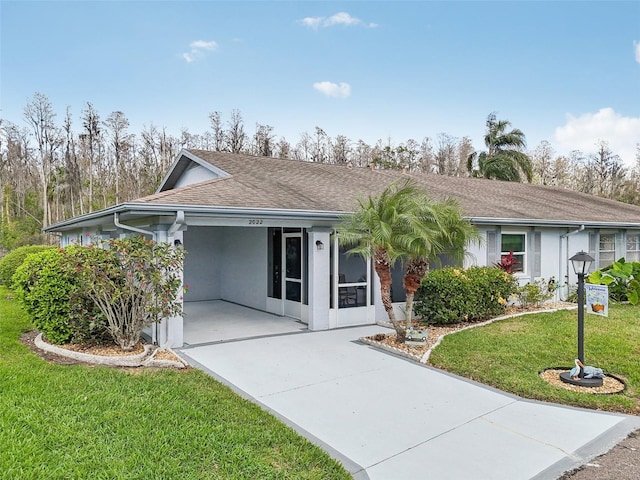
left=113, top=212, right=159, bottom=343
left=167, top=210, right=185, bottom=241
left=559, top=225, right=585, bottom=300
left=113, top=212, right=156, bottom=240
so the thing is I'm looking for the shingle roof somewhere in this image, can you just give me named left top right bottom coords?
left=135, top=149, right=640, bottom=225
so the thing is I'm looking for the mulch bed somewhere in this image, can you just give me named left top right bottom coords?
left=363, top=303, right=627, bottom=395
left=539, top=369, right=626, bottom=395
left=20, top=330, right=186, bottom=368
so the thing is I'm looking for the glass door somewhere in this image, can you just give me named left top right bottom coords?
left=283, top=233, right=302, bottom=319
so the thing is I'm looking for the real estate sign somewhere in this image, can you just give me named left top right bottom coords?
left=585, top=284, right=608, bottom=317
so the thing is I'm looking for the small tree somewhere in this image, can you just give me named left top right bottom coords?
left=72, top=236, right=185, bottom=350
left=338, top=181, right=425, bottom=341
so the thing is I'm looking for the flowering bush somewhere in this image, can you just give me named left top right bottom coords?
left=69, top=236, right=185, bottom=351
left=13, top=236, right=185, bottom=350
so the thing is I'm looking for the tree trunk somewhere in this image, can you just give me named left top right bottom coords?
left=403, top=257, right=430, bottom=326
left=373, top=256, right=406, bottom=342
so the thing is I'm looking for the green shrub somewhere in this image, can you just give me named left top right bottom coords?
left=11, top=246, right=110, bottom=345
left=415, top=266, right=518, bottom=325
left=12, top=248, right=75, bottom=344
left=466, top=266, right=519, bottom=319
left=0, top=244, right=54, bottom=286
left=516, top=278, right=556, bottom=308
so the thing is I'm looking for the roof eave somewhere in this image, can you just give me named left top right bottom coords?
left=469, top=217, right=640, bottom=229
left=44, top=203, right=349, bottom=232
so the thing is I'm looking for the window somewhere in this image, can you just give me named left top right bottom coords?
left=627, top=233, right=640, bottom=262
left=599, top=233, right=616, bottom=269
left=501, top=233, right=526, bottom=273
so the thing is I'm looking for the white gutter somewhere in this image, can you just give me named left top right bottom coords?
left=559, top=225, right=585, bottom=300
left=114, top=212, right=156, bottom=240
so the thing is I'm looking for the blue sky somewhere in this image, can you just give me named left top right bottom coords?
left=2, top=1, right=639, bottom=164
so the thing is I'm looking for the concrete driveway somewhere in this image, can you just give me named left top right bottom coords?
left=178, top=325, right=640, bottom=480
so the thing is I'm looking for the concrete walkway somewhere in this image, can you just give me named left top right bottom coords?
left=179, top=325, right=640, bottom=480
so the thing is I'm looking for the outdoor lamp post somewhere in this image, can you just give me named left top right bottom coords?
left=559, top=250, right=603, bottom=387
left=570, top=250, right=593, bottom=372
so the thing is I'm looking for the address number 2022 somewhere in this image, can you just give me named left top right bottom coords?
left=248, top=219, right=263, bottom=225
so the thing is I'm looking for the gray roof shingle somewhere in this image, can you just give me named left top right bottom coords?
left=135, top=149, right=640, bottom=225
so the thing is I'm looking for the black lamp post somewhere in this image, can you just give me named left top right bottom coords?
left=559, top=251, right=603, bottom=387
left=571, top=250, right=593, bottom=370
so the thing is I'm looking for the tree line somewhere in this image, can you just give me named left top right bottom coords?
left=1, top=92, right=638, bottom=251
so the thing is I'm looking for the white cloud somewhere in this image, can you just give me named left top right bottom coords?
left=313, top=81, right=351, bottom=98
left=190, top=40, right=218, bottom=51
left=182, top=39, right=218, bottom=63
left=554, top=108, right=640, bottom=165
left=182, top=52, right=197, bottom=63
left=325, top=12, right=361, bottom=27
left=300, top=16, right=323, bottom=29
left=299, top=12, right=375, bottom=29
left=634, top=40, right=640, bottom=63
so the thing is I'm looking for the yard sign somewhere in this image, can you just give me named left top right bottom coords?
left=585, top=284, right=608, bottom=317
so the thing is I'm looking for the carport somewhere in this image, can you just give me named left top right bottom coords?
left=182, top=300, right=306, bottom=346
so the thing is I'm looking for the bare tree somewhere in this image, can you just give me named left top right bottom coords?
left=227, top=109, right=246, bottom=154
left=434, top=133, right=458, bottom=175
left=352, top=139, right=372, bottom=167
left=293, top=131, right=312, bottom=162
left=397, top=139, right=420, bottom=172
left=419, top=137, right=435, bottom=173
left=332, top=135, right=351, bottom=165
left=531, top=140, right=555, bottom=185
left=80, top=102, right=101, bottom=212
left=208, top=111, right=226, bottom=151
left=24, top=92, right=61, bottom=229
left=274, top=136, right=291, bottom=158
left=253, top=123, right=275, bottom=157
left=104, top=111, right=131, bottom=204
left=591, top=141, right=626, bottom=198
left=311, top=126, right=328, bottom=163
left=62, top=107, right=82, bottom=217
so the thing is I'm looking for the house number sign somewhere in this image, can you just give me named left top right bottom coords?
left=248, top=219, right=263, bottom=225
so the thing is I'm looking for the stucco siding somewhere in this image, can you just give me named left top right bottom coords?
left=219, top=227, right=268, bottom=310
left=183, top=227, right=222, bottom=301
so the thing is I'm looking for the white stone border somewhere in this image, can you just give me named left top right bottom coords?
left=362, top=306, right=578, bottom=365
left=35, top=333, right=187, bottom=368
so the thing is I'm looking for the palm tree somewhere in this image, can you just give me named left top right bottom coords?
left=338, top=180, right=428, bottom=340
left=467, top=113, right=533, bottom=182
left=401, top=198, right=481, bottom=325
left=339, top=180, right=480, bottom=342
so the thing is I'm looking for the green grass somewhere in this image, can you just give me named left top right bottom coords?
left=429, top=304, right=640, bottom=414
left=0, top=287, right=351, bottom=480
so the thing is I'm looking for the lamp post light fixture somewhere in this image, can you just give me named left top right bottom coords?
left=559, top=251, right=603, bottom=387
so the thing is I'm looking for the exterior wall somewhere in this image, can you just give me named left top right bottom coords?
left=174, top=163, right=218, bottom=188
left=183, top=227, right=223, bottom=301
left=219, top=227, right=268, bottom=311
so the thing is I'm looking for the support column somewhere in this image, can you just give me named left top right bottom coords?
left=307, top=228, right=331, bottom=331
left=153, top=227, right=184, bottom=348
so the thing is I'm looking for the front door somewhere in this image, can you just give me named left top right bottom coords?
left=283, top=233, right=303, bottom=319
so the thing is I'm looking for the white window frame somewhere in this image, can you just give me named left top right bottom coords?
left=500, top=231, right=527, bottom=276
left=626, top=232, right=640, bottom=263
left=598, top=232, right=616, bottom=269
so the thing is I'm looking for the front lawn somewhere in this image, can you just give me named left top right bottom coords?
left=429, top=304, right=640, bottom=414
left=0, top=287, right=351, bottom=479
